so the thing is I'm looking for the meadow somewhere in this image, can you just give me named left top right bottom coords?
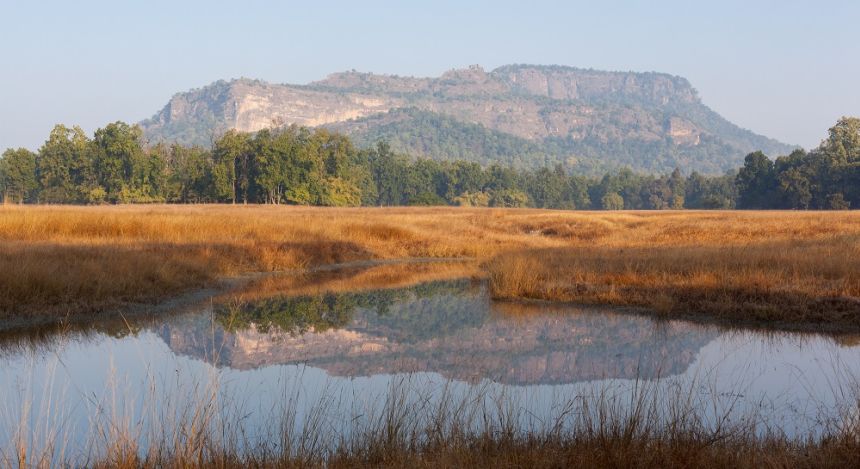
left=1, top=205, right=859, bottom=331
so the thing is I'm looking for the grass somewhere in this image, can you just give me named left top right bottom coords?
left=4, top=369, right=860, bottom=468
left=0, top=205, right=505, bottom=320
left=487, top=236, right=860, bottom=332
left=2, top=205, right=860, bottom=331
left=219, top=260, right=482, bottom=304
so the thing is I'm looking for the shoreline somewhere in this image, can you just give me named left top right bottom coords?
left=2, top=206, right=858, bottom=335
left=0, top=257, right=476, bottom=335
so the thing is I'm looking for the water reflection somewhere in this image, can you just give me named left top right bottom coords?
left=1, top=263, right=860, bottom=458
left=151, top=279, right=719, bottom=385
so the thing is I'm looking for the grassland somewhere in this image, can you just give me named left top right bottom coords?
left=1, top=205, right=859, bottom=331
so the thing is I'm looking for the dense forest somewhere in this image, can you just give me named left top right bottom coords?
left=1, top=117, right=857, bottom=210
left=345, top=107, right=758, bottom=175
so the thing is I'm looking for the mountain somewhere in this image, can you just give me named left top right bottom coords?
left=140, top=65, right=797, bottom=174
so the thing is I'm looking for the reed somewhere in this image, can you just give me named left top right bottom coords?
left=3, top=369, right=859, bottom=469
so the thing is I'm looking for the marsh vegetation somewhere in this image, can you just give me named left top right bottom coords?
left=2, top=205, right=858, bottom=331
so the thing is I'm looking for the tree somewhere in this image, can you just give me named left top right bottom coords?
left=601, top=192, right=624, bottom=210
left=319, top=177, right=362, bottom=206
left=92, top=122, right=162, bottom=203
left=826, top=193, right=851, bottom=210
left=367, top=141, right=408, bottom=206
left=644, top=177, right=673, bottom=209
left=736, top=151, right=777, bottom=209
left=489, top=189, right=529, bottom=208
left=819, top=117, right=860, bottom=164
left=253, top=129, right=292, bottom=204
left=453, top=191, right=491, bottom=207
left=166, top=145, right=213, bottom=202
left=447, top=160, right=487, bottom=199
left=566, top=175, right=591, bottom=209
left=0, top=148, right=38, bottom=203
left=12, top=116, right=856, bottom=210
left=668, top=168, right=685, bottom=209
left=685, top=171, right=736, bottom=209
left=815, top=117, right=860, bottom=207
left=528, top=165, right=568, bottom=208
left=36, top=124, right=78, bottom=203
left=212, top=130, right=251, bottom=203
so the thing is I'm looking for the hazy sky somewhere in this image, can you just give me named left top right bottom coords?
left=1, top=0, right=857, bottom=151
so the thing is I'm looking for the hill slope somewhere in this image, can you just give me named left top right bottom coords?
left=140, top=65, right=796, bottom=174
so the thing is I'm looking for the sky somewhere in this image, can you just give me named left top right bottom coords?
left=0, top=0, right=857, bottom=151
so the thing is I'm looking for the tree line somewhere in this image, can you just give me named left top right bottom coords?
left=1, top=117, right=857, bottom=210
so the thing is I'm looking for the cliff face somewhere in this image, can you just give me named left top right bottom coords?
left=141, top=65, right=796, bottom=174
left=143, top=78, right=400, bottom=139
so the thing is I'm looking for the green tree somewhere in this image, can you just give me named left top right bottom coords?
left=736, top=151, right=777, bottom=209
left=367, top=141, right=408, bottom=205
left=815, top=117, right=860, bottom=207
left=528, top=165, right=569, bottom=208
left=819, top=117, right=860, bottom=164
left=601, top=192, right=624, bottom=210
left=36, top=124, right=78, bottom=203
left=92, top=122, right=162, bottom=202
left=774, top=150, right=815, bottom=209
left=166, top=145, right=213, bottom=202
left=319, top=177, right=362, bottom=206
left=0, top=148, right=38, bottom=203
left=490, top=188, right=529, bottom=208
left=453, top=191, right=491, bottom=207
left=212, top=130, right=251, bottom=203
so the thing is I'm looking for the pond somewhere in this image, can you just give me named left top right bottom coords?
left=2, top=264, right=859, bottom=461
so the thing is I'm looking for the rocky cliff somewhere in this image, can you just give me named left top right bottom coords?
left=141, top=65, right=796, bottom=174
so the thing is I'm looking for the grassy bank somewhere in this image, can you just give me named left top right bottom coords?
left=487, top=238, right=860, bottom=332
left=2, top=205, right=860, bottom=330
left=0, top=205, right=514, bottom=319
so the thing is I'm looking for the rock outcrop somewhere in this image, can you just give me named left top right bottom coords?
left=141, top=65, right=796, bottom=173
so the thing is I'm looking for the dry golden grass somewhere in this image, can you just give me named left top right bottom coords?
left=487, top=214, right=860, bottom=331
left=0, top=205, right=514, bottom=319
left=3, top=205, right=860, bottom=329
left=220, top=260, right=482, bottom=304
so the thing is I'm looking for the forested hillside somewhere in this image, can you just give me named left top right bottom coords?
left=140, top=65, right=796, bottom=174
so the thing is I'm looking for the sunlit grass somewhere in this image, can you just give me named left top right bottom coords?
left=487, top=234, right=860, bottom=331
left=2, top=205, right=860, bottom=329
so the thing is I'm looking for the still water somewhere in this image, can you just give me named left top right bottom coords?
left=1, top=267, right=859, bottom=459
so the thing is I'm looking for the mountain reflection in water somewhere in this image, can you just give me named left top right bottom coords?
left=3, top=265, right=860, bottom=455
left=158, top=279, right=718, bottom=385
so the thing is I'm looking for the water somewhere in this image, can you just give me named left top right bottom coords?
left=1, top=270, right=859, bottom=460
